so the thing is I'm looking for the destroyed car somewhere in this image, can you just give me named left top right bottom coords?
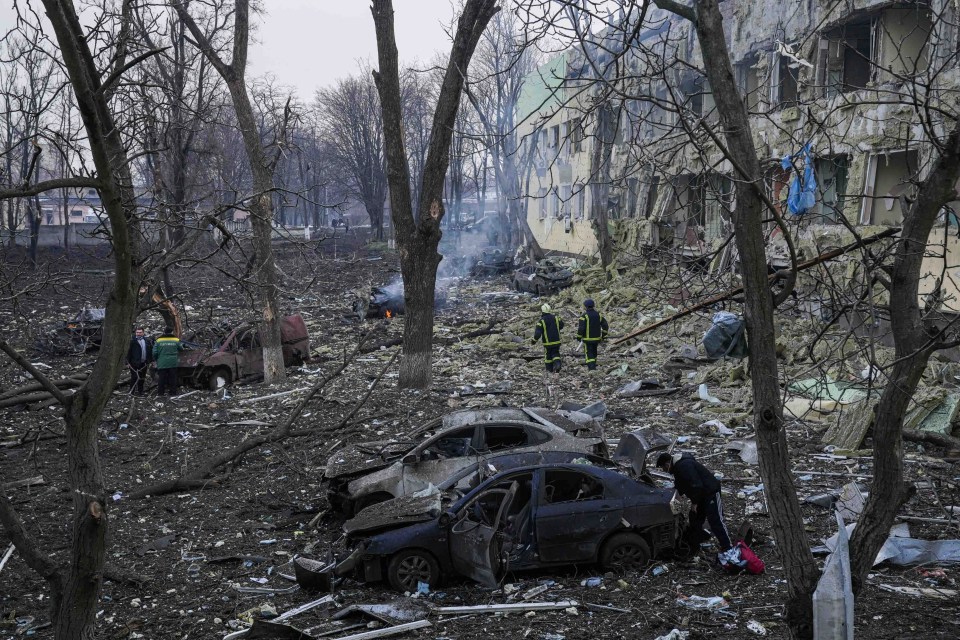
left=325, top=407, right=606, bottom=515
left=470, top=248, right=514, bottom=276
left=342, top=462, right=679, bottom=592
left=62, top=307, right=106, bottom=348
left=512, top=260, right=574, bottom=295
left=343, top=450, right=615, bottom=537
left=354, top=284, right=448, bottom=320
left=342, top=427, right=673, bottom=538
left=177, top=314, right=310, bottom=389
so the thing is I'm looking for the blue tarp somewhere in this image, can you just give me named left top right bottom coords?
left=782, top=143, right=818, bottom=215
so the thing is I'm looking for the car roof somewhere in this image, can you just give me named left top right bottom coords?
left=451, top=463, right=635, bottom=509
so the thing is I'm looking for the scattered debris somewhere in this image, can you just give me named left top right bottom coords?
left=813, top=512, right=854, bottom=640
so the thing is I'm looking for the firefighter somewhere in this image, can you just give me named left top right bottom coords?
left=576, top=298, right=608, bottom=370
left=152, top=330, right=184, bottom=397
left=532, top=303, right=564, bottom=373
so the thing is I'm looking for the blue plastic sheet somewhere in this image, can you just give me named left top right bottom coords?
left=782, top=143, right=818, bottom=215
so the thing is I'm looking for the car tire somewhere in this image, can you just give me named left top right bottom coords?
left=354, top=492, right=393, bottom=514
left=599, top=532, right=651, bottom=572
left=387, top=549, right=441, bottom=593
left=208, top=367, right=232, bottom=391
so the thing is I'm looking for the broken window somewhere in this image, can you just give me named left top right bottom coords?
left=737, top=54, right=763, bottom=112
left=879, top=6, right=933, bottom=77
left=774, top=53, right=800, bottom=108
left=626, top=177, right=640, bottom=218
left=570, top=117, right=584, bottom=154
left=543, top=470, right=604, bottom=503
left=814, top=155, right=850, bottom=223
left=684, top=75, right=716, bottom=120
left=686, top=173, right=733, bottom=241
left=576, top=188, right=586, bottom=221
left=818, top=6, right=931, bottom=96
left=537, top=188, right=548, bottom=220
left=860, top=149, right=919, bottom=226
left=478, top=425, right=530, bottom=452
left=644, top=176, right=661, bottom=219
left=549, top=125, right=560, bottom=149
left=422, top=426, right=476, bottom=460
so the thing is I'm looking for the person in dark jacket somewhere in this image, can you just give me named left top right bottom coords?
left=576, top=298, right=608, bottom=370
left=127, top=327, right=153, bottom=396
left=152, top=331, right=183, bottom=397
left=532, top=303, right=564, bottom=373
left=657, top=452, right=732, bottom=552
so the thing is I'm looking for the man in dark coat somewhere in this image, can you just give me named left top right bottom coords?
left=127, top=327, right=152, bottom=396
left=152, top=330, right=183, bottom=397
left=657, top=452, right=732, bottom=552
left=532, top=303, right=564, bottom=373
left=576, top=298, right=608, bottom=370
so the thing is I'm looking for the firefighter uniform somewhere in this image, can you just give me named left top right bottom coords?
left=533, top=303, right=564, bottom=372
left=153, top=332, right=184, bottom=396
left=576, top=299, right=608, bottom=370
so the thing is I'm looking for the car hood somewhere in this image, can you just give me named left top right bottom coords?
left=344, top=492, right=443, bottom=536
left=325, top=440, right=412, bottom=479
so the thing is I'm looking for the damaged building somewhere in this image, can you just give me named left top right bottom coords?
left=517, top=0, right=960, bottom=309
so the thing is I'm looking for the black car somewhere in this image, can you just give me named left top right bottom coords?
left=342, top=462, right=679, bottom=592
left=471, top=248, right=514, bottom=276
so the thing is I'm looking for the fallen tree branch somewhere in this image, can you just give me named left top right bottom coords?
left=613, top=227, right=901, bottom=345
left=0, top=494, right=62, bottom=596
left=0, top=373, right=87, bottom=401
left=334, top=349, right=399, bottom=431
left=0, top=339, right=70, bottom=405
left=903, top=429, right=960, bottom=451
left=129, top=334, right=370, bottom=499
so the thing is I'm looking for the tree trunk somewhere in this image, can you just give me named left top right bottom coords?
left=372, top=0, right=499, bottom=389
left=652, top=0, right=820, bottom=634
left=590, top=103, right=615, bottom=270
left=849, top=125, right=960, bottom=592
left=31, top=2, right=143, bottom=638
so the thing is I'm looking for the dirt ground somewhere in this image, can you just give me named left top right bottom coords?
left=1, top=236, right=958, bottom=639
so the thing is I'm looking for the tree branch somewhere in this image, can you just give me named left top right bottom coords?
left=98, top=47, right=170, bottom=98
left=0, top=339, right=70, bottom=405
left=0, top=177, right=99, bottom=200
left=651, top=0, right=697, bottom=23
left=0, top=494, right=62, bottom=591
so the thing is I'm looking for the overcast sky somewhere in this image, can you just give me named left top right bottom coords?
left=1, top=1, right=455, bottom=98
left=249, top=1, right=455, bottom=97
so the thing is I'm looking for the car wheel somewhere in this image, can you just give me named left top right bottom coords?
left=208, top=367, right=232, bottom=391
left=600, top=532, right=651, bottom=572
left=354, top=492, right=393, bottom=514
left=387, top=549, right=441, bottom=593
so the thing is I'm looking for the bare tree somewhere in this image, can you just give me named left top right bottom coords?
left=372, top=0, right=500, bottom=388
left=0, top=1, right=147, bottom=636
left=464, top=9, right=543, bottom=258
left=314, top=72, right=389, bottom=240
left=174, top=0, right=287, bottom=383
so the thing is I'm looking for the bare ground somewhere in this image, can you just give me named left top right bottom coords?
left=1, top=238, right=958, bottom=639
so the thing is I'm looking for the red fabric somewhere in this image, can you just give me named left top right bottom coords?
left=736, top=540, right=765, bottom=575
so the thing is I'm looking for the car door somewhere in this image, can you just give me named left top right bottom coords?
left=448, top=480, right=519, bottom=588
left=534, top=468, right=624, bottom=563
left=399, top=426, right=479, bottom=495
left=237, top=328, right=264, bottom=378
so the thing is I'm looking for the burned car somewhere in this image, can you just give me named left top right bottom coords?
left=512, top=260, right=574, bottom=295
left=177, top=314, right=310, bottom=389
left=470, top=248, right=514, bottom=276
left=354, top=283, right=448, bottom=320
left=61, top=307, right=106, bottom=349
left=342, top=461, right=679, bottom=592
left=325, top=407, right=606, bottom=516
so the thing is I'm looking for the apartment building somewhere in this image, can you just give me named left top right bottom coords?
left=519, top=0, right=960, bottom=305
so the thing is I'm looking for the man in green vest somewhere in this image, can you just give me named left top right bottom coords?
left=153, top=330, right=184, bottom=396
left=532, top=303, right=564, bottom=373
left=576, top=298, right=608, bottom=371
